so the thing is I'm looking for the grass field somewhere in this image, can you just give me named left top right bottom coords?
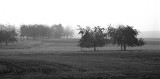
left=0, top=38, right=160, bottom=79
left=0, top=38, right=160, bottom=55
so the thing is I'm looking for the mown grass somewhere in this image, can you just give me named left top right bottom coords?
left=0, top=58, right=111, bottom=79
left=0, top=38, right=160, bottom=55
left=0, top=38, right=160, bottom=79
left=1, top=50, right=160, bottom=79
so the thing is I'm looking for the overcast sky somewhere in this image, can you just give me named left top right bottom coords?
left=0, top=0, right=159, bottom=32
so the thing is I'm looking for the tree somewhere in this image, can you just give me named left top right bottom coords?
left=0, top=30, right=5, bottom=44
left=29, top=24, right=38, bottom=40
left=77, top=25, right=86, bottom=37
left=108, top=25, right=145, bottom=51
left=5, top=29, right=17, bottom=45
left=51, top=24, right=64, bottom=39
left=0, top=24, right=5, bottom=44
left=78, top=26, right=106, bottom=51
left=79, top=30, right=93, bottom=49
left=0, top=24, right=17, bottom=45
left=44, top=25, right=52, bottom=39
left=20, top=24, right=30, bottom=39
left=106, top=24, right=117, bottom=44
left=63, top=26, right=74, bottom=38
left=138, top=38, right=145, bottom=46
left=20, top=24, right=53, bottom=39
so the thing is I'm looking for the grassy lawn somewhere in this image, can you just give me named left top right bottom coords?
left=0, top=50, right=160, bottom=79
left=0, top=38, right=160, bottom=55
left=0, top=38, right=160, bottom=79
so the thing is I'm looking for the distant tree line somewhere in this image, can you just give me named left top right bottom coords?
left=78, top=24, right=145, bottom=51
left=20, top=24, right=74, bottom=40
left=0, top=24, right=17, bottom=45
left=0, top=23, right=145, bottom=51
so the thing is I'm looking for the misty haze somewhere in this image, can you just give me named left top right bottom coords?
left=0, top=0, right=160, bottom=79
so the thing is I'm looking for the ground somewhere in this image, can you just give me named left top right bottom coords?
left=0, top=38, right=160, bottom=79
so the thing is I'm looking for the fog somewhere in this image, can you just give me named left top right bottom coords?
left=0, top=0, right=159, bottom=32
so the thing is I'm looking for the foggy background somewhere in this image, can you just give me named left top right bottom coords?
left=0, top=0, right=160, bottom=38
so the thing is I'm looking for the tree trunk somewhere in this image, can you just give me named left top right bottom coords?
left=121, top=44, right=123, bottom=50
left=94, top=45, right=96, bottom=51
left=6, top=40, right=8, bottom=46
left=124, top=45, right=126, bottom=51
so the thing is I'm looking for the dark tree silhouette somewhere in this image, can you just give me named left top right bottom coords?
left=107, top=25, right=145, bottom=51
left=77, top=25, right=86, bottom=37
left=78, top=26, right=106, bottom=51
left=138, top=38, right=145, bottom=46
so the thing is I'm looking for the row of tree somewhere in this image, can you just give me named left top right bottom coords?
left=0, top=23, right=145, bottom=50
left=78, top=25, right=145, bottom=51
left=20, top=24, right=74, bottom=40
left=0, top=24, right=17, bottom=45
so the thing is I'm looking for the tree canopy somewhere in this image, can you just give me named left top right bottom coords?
left=63, top=26, right=74, bottom=38
left=78, top=24, right=145, bottom=51
left=78, top=26, right=106, bottom=51
left=107, top=25, right=145, bottom=51
left=20, top=24, right=74, bottom=39
left=0, top=24, right=17, bottom=45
